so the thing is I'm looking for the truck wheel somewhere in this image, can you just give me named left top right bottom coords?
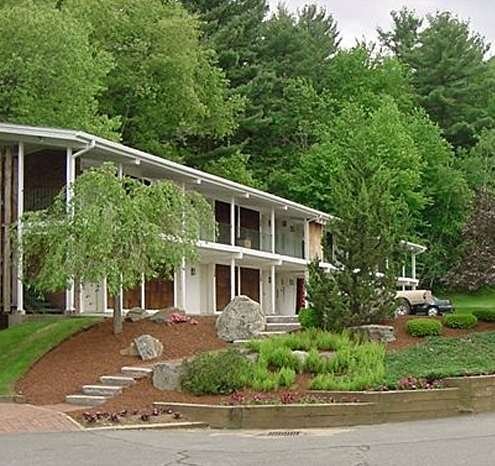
left=427, top=307, right=439, bottom=317
left=395, top=299, right=411, bottom=317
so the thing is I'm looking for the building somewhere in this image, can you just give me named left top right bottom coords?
left=0, top=123, right=423, bottom=317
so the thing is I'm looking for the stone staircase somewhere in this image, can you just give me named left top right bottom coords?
left=65, top=366, right=152, bottom=407
left=233, top=315, right=301, bottom=344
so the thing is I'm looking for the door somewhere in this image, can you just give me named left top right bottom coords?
left=215, top=264, right=231, bottom=311
left=240, top=267, right=260, bottom=302
left=296, top=278, right=305, bottom=313
left=145, top=278, right=174, bottom=310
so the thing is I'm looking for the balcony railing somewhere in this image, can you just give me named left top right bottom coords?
left=236, top=227, right=272, bottom=253
left=276, top=235, right=305, bottom=259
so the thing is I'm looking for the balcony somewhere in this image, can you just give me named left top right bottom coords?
left=275, top=235, right=305, bottom=259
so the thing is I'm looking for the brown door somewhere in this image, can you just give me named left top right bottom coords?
left=296, top=278, right=305, bottom=313
left=215, top=264, right=231, bottom=311
left=145, top=278, right=174, bottom=309
left=240, top=267, right=260, bottom=303
left=123, top=287, right=141, bottom=309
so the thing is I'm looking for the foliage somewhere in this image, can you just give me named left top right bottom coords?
left=277, top=367, right=297, bottom=388
left=384, top=332, right=495, bottom=385
left=442, top=313, right=478, bottom=329
left=406, top=319, right=442, bottom=337
left=0, top=3, right=118, bottom=138
left=395, top=376, right=443, bottom=390
left=181, top=349, right=252, bottom=395
left=472, top=309, right=495, bottom=322
left=259, top=345, right=302, bottom=372
left=445, top=190, right=495, bottom=291
left=304, top=349, right=327, bottom=374
left=298, top=308, right=319, bottom=329
left=250, top=364, right=279, bottom=392
left=0, top=317, right=100, bottom=395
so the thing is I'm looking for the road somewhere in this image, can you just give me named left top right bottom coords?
left=2, top=413, right=495, bottom=465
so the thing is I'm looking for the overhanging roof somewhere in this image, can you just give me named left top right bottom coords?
left=0, top=122, right=332, bottom=222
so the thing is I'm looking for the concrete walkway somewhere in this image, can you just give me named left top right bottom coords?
left=0, top=403, right=81, bottom=434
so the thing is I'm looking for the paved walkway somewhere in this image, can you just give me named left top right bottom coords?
left=0, top=403, right=81, bottom=434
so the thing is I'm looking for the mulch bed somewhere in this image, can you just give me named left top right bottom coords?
left=17, top=316, right=227, bottom=406
left=385, top=316, right=495, bottom=350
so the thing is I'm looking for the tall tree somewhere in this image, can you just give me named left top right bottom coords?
left=18, top=164, right=214, bottom=334
left=380, top=9, right=495, bottom=148
left=0, top=3, right=118, bottom=138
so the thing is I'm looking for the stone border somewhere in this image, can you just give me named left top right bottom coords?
left=154, top=375, right=495, bottom=429
left=0, top=395, right=25, bottom=404
left=83, top=421, right=209, bottom=432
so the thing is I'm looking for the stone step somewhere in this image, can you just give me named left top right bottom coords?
left=65, top=394, right=109, bottom=406
left=121, top=366, right=153, bottom=379
left=265, top=322, right=301, bottom=332
left=82, top=385, right=123, bottom=397
left=257, top=331, right=289, bottom=338
left=100, top=375, right=137, bottom=387
left=265, top=315, right=300, bottom=324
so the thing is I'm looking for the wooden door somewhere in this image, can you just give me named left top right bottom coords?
left=145, top=278, right=174, bottom=309
left=296, top=278, right=305, bottom=313
left=215, top=264, right=231, bottom=311
left=123, top=287, right=140, bottom=309
left=240, top=267, right=260, bottom=303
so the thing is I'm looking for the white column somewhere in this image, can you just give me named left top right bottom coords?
left=304, top=219, right=310, bottom=261
left=230, top=257, right=236, bottom=301
left=259, top=269, right=263, bottom=310
left=237, top=265, right=241, bottom=296
left=271, top=264, right=276, bottom=315
left=230, top=197, right=235, bottom=246
left=65, top=147, right=75, bottom=313
left=411, top=253, right=417, bottom=290
left=102, top=277, right=108, bottom=312
left=270, top=208, right=275, bottom=253
left=117, top=163, right=124, bottom=310
left=140, top=273, right=146, bottom=309
left=16, top=142, right=24, bottom=313
left=181, top=259, right=187, bottom=311
left=173, top=270, right=178, bottom=308
left=211, top=264, right=216, bottom=313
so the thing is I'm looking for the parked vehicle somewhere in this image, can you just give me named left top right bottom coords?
left=395, top=290, right=454, bottom=317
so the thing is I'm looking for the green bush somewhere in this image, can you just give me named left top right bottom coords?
left=277, top=367, right=297, bottom=387
left=250, top=363, right=279, bottom=391
left=264, top=346, right=302, bottom=372
left=406, top=319, right=442, bottom=337
left=443, top=313, right=478, bottom=329
left=298, top=308, right=319, bottom=329
left=472, top=309, right=495, bottom=322
left=181, top=350, right=252, bottom=395
left=304, top=348, right=327, bottom=374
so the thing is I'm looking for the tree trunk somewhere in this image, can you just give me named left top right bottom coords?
left=113, top=290, right=123, bottom=335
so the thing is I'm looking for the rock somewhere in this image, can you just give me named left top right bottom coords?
left=134, top=334, right=163, bottom=361
left=149, top=308, right=186, bottom=324
left=120, top=341, right=138, bottom=356
left=292, top=350, right=309, bottom=364
left=348, top=324, right=396, bottom=343
left=319, top=351, right=336, bottom=361
left=216, top=295, right=265, bottom=342
left=152, top=359, right=186, bottom=391
left=238, top=348, right=259, bottom=363
left=126, top=307, right=147, bottom=322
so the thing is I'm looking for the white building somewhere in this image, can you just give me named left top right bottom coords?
left=0, top=123, right=423, bottom=317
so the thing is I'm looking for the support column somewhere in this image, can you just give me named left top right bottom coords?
left=181, top=259, right=186, bottom=311
left=2, top=146, right=13, bottom=314
left=411, top=253, right=417, bottom=290
left=173, top=270, right=178, bottom=308
left=270, top=208, right=275, bottom=254
left=230, top=197, right=235, bottom=246
left=140, top=273, right=146, bottom=309
left=102, top=278, right=108, bottom=312
left=303, top=219, right=310, bottom=261
left=230, top=257, right=236, bottom=301
left=270, top=264, right=276, bottom=315
left=65, top=147, right=75, bottom=313
left=16, top=142, right=24, bottom=313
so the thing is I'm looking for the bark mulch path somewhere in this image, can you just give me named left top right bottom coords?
left=385, top=316, right=495, bottom=351
left=17, top=316, right=227, bottom=406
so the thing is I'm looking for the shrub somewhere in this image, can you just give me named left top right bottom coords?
left=298, top=308, right=319, bottom=329
left=406, top=318, right=442, bottom=337
left=277, top=367, right=297, bottom=387
left=443, top=313, right=478, bottom=329
left=181, top=350, right=252, bottom=395
left=314, top=330, right=351, bottom=351
left=304, top=348, right=327, bottom=374
left=263, top=346, right=302, bottom=372
left=250, top=363, right=279, bottom=391
left=472, top=309, right=495, bottom=322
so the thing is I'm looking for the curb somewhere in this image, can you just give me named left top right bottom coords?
left=0, top=395, right=26, bottom=404
left=83, top=421, right=209, bottom=432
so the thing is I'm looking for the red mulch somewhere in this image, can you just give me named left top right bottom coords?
left=385, top=316, right=495, bottom=350
left=17, top=316, right=227, bottom=406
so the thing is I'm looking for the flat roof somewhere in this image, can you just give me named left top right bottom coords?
left=0, top=122, right=332, bottom=221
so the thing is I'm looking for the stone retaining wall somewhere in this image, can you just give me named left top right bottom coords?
left=155, top=375, right=495, bottom=429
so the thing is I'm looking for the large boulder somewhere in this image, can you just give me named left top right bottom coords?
left=134, top=334, right=163, bottom=361
left=216, top=295, right=265, bottom=342
left=153, top=359, right=186, bottom=391
left=348, top=324, right=396, bottom=343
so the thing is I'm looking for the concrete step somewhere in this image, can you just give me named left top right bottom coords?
left=65, top=394, right=109, bottom=406
left=265, top=322, right=301, bottom=332
left=257, top=331, right=289, bottom=338
left=100, top=375, right=137, bottom=387
left=82, top=385, right=123, bottom=397
left=265, top=315, right=300, bottom=324
left=121, top=366, right=153, bottom=379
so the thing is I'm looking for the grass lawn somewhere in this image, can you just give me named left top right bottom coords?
left=0, top=316, right=100, bottom=396
left=384, top=331, right=495, bottom=386
left=445, top=288, right=495, bottom=313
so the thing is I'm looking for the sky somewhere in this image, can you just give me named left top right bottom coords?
left=267, top=0, right=495, bottom=50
